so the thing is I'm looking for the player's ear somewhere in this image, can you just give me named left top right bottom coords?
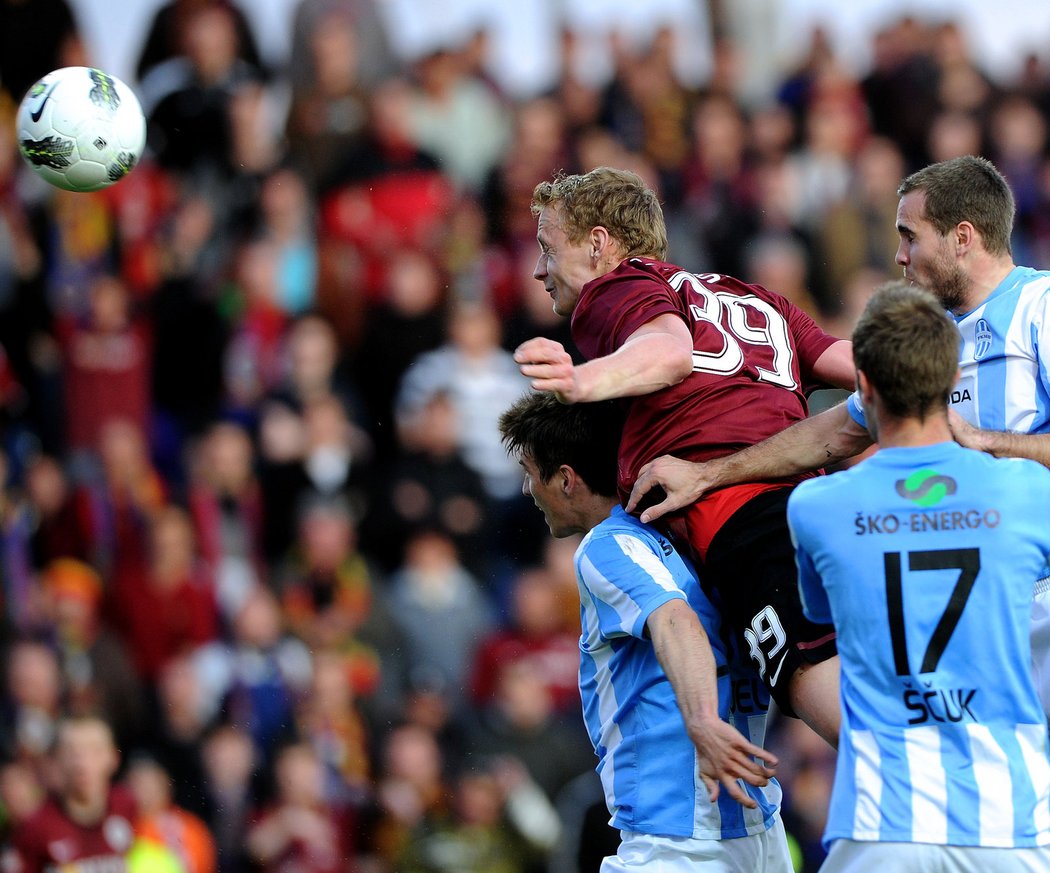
left=589, top=226, right=610, bottom=260
left=856, top=369, right=873, bottom=403
left=954, top=221, right=976, bottom=254
left=559, top=464, right=579, bottom=495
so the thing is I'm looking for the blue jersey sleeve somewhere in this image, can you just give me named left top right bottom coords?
left=846, top=391, right=867, bottom=429
left=577, top=530, right=688, bottom=640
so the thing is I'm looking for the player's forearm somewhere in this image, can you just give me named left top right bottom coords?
left=960, top=427, right=1050, bottom=467
left=710, top=401, right=873, bottom=487
left=648, top=599, right=720, bottom=726
left=574, top=333, right=693, bottom=401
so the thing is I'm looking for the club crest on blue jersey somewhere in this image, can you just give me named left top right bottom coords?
left=974, top=318, right=993, bottom=360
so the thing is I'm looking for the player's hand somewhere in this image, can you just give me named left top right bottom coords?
left=627, top=455, right=710, bottom=522
left=688, top=716, right=777, bottom=808
left=947, top=408, right=986, bottom=452
left=514, top=337, right=581, bottom=403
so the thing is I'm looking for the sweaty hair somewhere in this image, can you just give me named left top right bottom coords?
left=852, top=281, right=959, bottom=420
left=499, top=393, right=623, bottom=498
left=897, top=155, right=1014, bottom=257
left=531, top=167, right=669, bottom=260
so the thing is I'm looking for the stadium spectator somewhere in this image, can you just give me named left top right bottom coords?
left=352, top=248, right=447, bottom=456
left=402, top=40, right=511, bottom=193
left=366, top=722, right=450, bottom=869
left=40, top=557, right=146, bottom=753
left=75, top=418, right=166, bottom=582
left=396, top=299, right=528, bottom=506
left=245, top=741, right=357, bottom=873
left=362, top=389, right=488, bottom=573
left=0, top=640, right=64, bottom=777
left=393, top=760, right=559, bottom=873
left=463, top=658, right=591, bottom=803
left=187, top=420, right=267, bottom=616
left=58, top=274, right=151, bottom=456
left=816, top=135, right=905, bottom=303
left=109, top=504, right=219, bottom=685
left=146, top=654, right=215, bottom=821
left=10, top=716, right=136, bottom=873
left=288, top=0, right=397, bottom=93
left=127, top=755, right=217, bottom=873
left=142, top=2, right=263, bottom=181
left=293, top=648, right=372, bottom=800
left=384, top=527, right=493, bottom=705
left=285, top=5, right=373, bottom=193
left=469, top=566, right=580, bottom=715
left=200, top=724, right=257, bottom=873
left=194, top=585, right=312, bottom=764
left=23, top=454, right=91, bottom=569
left=134, top=0, right=261, bottom=85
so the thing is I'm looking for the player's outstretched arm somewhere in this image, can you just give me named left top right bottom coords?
left=628, top=401, right=873, bottom=523
left=948, top=410, right=1050, bottom=467
left=514, top=314, right=693, bottom=404
left=647, top=598, right=776, bottom=808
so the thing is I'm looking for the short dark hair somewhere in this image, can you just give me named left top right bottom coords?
left=897, top=155, right=1014, bottom=257
left=499, top=393, right=623, bottom=498
left=852, top=281, right=959, bottom=419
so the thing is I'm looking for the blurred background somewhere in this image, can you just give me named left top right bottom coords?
left=2, top=1, right=1050, bottom=871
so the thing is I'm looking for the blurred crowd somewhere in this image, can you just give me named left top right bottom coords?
left=2, top=1, right=1050, bottom=871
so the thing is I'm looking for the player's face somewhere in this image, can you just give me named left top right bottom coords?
left=520, top=455, right=575, bottom=538
left=56, top=721, right=119, bottom=802
left=534, top=205, right=598, bottom=317
left=895, top=190, right=969, bottom=313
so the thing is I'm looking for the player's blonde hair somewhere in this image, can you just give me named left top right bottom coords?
left=531, top=167, right=669, bottom=260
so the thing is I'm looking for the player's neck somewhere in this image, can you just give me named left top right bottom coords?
left=580, top=497, right=621, bottom=532
left=874, top=413, right=953, bottom=450
left=62, top=791, right=109, bottom=827
left=961, top=257, right=1015, bottom=313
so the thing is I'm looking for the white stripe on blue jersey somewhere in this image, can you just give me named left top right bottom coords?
left=576, top=506, right=781, bottom=840
left=788, top=442, right=1050, bottom=850
left=905, top=727, right=948, bottom=844
left=850, top=730, right=882, bottom=840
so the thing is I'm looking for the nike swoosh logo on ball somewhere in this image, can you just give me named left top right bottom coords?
left=30, top=83, right=58, bottom=122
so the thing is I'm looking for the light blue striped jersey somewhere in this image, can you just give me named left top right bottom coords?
left=847, top=266, right=1050, bottom=433
left=787, top=441, right=1050, bottom=849
left=577, top=505, right=781, bottom=839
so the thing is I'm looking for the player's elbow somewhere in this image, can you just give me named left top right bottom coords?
left=663, top=349, right=694, bottom=386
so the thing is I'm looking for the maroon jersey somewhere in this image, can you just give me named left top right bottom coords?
left=571, top=259, right=838, bottom=538
left=7, top=788, right=137, bottom=873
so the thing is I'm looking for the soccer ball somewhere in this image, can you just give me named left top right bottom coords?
left=16, top=66, right=146, bottom=193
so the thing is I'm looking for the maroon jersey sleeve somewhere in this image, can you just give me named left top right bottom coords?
left=780, top=296, right=841, bottom=391
left=570, top=259, right=841, bottom=497
left=570, top=260, right=687, bottom=360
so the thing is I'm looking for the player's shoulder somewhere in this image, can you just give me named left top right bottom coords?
left=1004, top=266, right=1050, bottom=306
left=790, top=467, right=860, bottom=507
left=585, top=505, right=662, bottom=547
left=977, top=451, right=1050, bottom=492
